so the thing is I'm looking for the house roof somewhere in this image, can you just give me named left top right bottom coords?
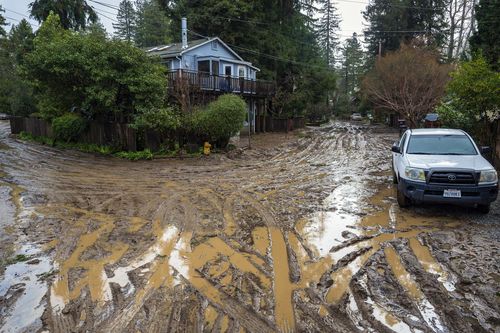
left=145, top=38, right=208, bottom=58
left=145, top=37, right=259, bottom=71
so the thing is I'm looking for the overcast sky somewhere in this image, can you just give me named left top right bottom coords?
left=1, top=0, right=367, bottom=43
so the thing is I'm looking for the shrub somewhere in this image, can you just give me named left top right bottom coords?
left=196, top=94, right=247, bottom=147
left=132, top=107, right=180, bottom=134
left=114, top=149, right=153, bottom=161
left=24, top=13, right=166, bottom=121
left=52, top=113, right=87, bottom=142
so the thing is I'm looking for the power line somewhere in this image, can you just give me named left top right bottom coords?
left=4, top=8, right=31, bottom=19
left=5, top=16, right=21, bottom=22
left=3, top=7, right=40, bottom=27
left=90, top=5, right=118, bottom=16
left=88, top=0, right=120, bottom=11
left=336, top=0, right=445, bottom=11
left=91, top=7, right=118, bottom=22
left=188, top=29, right=341, bottom=70
left=183, top=14, right=439, bottom=39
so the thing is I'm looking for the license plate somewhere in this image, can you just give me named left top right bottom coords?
left=443, top=189, right=461, bottom=198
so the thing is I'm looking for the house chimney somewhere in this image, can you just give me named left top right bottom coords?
left=181, top=18, right=188, bottom=49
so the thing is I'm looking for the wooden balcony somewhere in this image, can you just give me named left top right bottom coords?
left=166, top=70, right=275, bottom=98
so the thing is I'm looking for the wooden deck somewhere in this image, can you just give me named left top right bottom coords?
left=166, top=70, right=275, bottom=97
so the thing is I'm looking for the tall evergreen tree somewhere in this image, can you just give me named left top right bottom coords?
left=316, top=0, right=341, bottom=67
left=341, top=33, right=365, bottom=95
left=7, top=19, right=35, bottom=65
left=113, top=0, right=136, bottom=42
left=363, top=0, right=447, bottom=58
left=135, top=0, right=171, bottom=47
left=162, top=0, right=336, bottom=117
left=0, top=5, right=7, bottom=37
left=29, top=0, right=98, bottom=30
left=0, top=19, right=36, bottom=116
left=469, top=0, right=499, bottom=70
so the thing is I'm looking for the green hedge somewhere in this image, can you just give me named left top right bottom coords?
left=195, top=94, right=247, bottom=147
left=52, top=113, right=87, bottom=142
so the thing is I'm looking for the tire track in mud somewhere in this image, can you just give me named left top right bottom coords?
left=1, top=122, right=394, bottom=332
left=1, top=121, right=496, bottom=333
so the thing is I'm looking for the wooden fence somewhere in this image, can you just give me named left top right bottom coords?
left=10, top=116, right=306, bottom=151
left=254, top=116, right=305, bottom=133
left=10, top=117, right=138, bottom=151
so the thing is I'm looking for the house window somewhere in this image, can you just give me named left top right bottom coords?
left=163, top=60, right=172, bottom=70
left=212, top=61, right=220, bottom=76
left=211, top=41, right=218, bottom=50
left=238, top=66, right=246, bottom=78
left=224, top=65, right=232, bottom=77
left=198, top=60, right=210, bottom=73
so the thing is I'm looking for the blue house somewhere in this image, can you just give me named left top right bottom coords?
left=145, top=19, right=275, bottom=133
left=146, top=37, right=259, bottom=81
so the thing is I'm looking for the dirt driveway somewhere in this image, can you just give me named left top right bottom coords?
left=0, top=120, right=498, bottom=333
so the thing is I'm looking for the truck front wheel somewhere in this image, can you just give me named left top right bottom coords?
left=477, top=204, right=490, bottom=214
left=397, top=188, right=411, bottom=208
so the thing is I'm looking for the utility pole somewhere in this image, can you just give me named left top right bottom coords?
left=248, top=103, right=252, bottom=149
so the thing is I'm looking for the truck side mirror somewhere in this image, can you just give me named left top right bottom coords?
left=391, top=143, right=401, bottom=153
left=480, top=146, right=491, bottom=154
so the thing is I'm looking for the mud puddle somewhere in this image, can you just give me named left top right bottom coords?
left=0, top=169, right=53, bottom=333
left=0, top=245, right=52, bottom=333
left=0, top=121, right=498, bottom=332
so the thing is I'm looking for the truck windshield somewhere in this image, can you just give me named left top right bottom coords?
left=407, top=135, right=478, bottom=155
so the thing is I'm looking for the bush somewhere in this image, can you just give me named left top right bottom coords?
left=132, top=107, right=180, bottom=134
left=435, top=101, right=473, bottom=132
left=114, top=149, right=153, bottom=160
left=52, top=113, right=87, bottom=142
left=195, top=94, right=247, bottom=147
left=24, top=13, right=166, bottom=121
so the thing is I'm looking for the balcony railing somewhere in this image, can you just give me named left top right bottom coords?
left=166, top=70, right=275, bottom=97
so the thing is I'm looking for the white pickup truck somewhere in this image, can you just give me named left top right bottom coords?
left=392, top=128, right=498, bottom=213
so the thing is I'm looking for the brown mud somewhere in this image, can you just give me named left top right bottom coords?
left=0, top=120, right=498, bottom=333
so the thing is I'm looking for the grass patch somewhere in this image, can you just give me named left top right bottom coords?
left=5, top=254, right=30, bottom=265
left=114, top=149, right=153, bottom=161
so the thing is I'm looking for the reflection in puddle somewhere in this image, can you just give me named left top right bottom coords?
left=298, top=211, right=360, bottom=257
left=0, top=246, right=51, bottom=333
left=326, top=249, right=374, bottom=303
left=357, top=276, right=413, bottom=333
left=385, top=246, right=445, bottom=333
left=43, top=179, right=455, bottom=333
left=409, top=238, right=455, bottom=292
left=108, top=225, right=179, bottom=293
left=0, top=177, right=53, bottom=333
left=293, top=179, right=458, bottom=333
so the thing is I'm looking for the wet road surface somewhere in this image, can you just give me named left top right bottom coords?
left=0, top=120, right=499, bottom=333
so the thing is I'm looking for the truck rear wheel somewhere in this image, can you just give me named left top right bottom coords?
left=397, top=188, right=410, bottom=208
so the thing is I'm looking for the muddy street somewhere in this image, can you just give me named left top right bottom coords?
left=0, top=120, right=498, bottom=333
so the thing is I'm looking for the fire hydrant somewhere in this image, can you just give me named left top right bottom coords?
left=203, top=142, right=212, bottom=155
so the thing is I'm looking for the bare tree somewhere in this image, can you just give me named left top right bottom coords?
left=170, top=70, right=200, bottom=114
left=362, top=44, right=452, bottom=128
left=445, top=0, right=476, bottom=61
